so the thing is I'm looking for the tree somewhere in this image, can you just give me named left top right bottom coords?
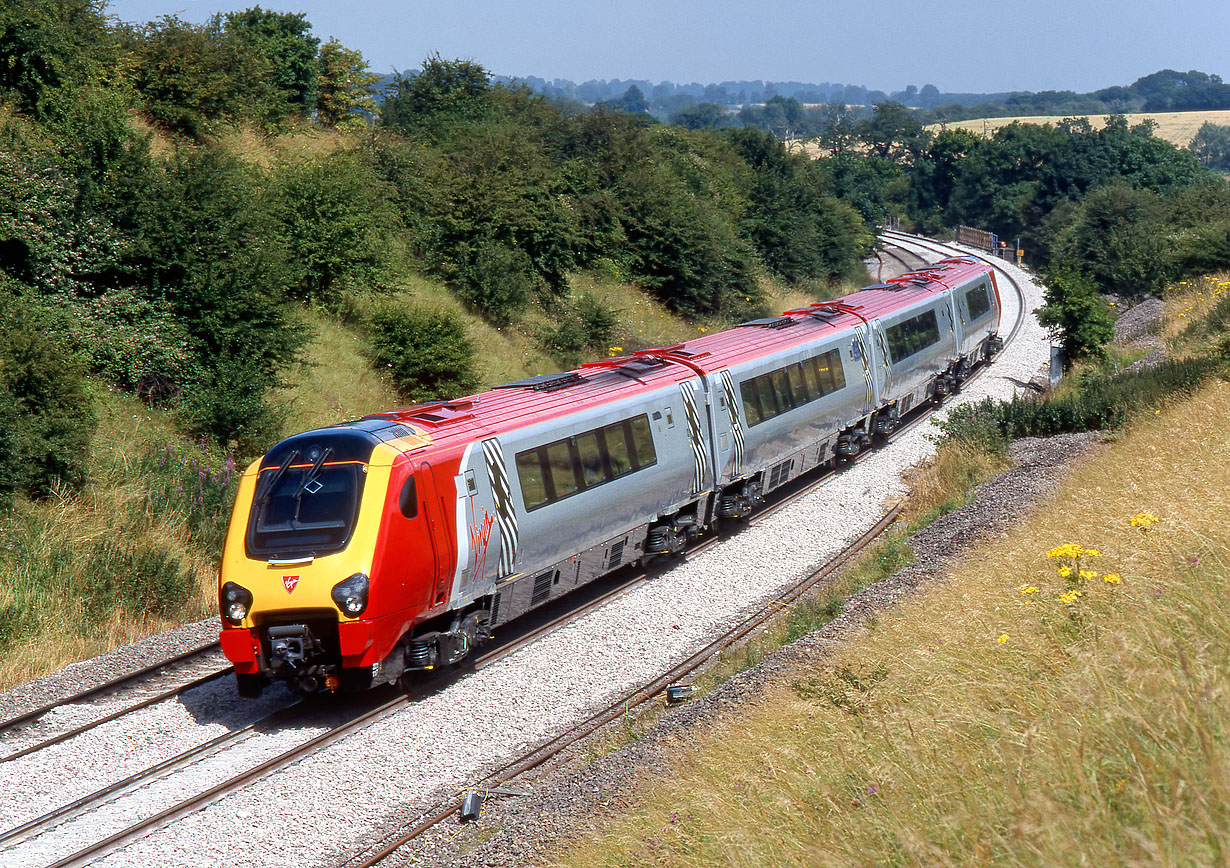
left=379, top=54, right=492, bottom=135
left=1190, top=122, right=1230, bottom=170
left=223, top=6, right=319, bottom=114
left=122, top=14, right=281, bottom=138
left=0, top=0, right=110, bottom=118
left=669, top=102, right=729, bottom=130
left=858, top=101, right=929, bottom=164
left=314, top=38, right=378, bottom=128
left=1052, top=182, right=1173, bottom=298
left=1035, top=265, right=1115, bottom=365
left=617, top=84, right=648, bottom=114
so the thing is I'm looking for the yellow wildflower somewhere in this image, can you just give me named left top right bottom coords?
left=1083, top=549, right=1101, bottom=557
left=997, top=634, right=1009, bottom=644
left=1079, top=570, right=1098, bottom=582
left=1057, top=566, right=1072, bottom=578
left=1103, top=573, right=1122, bottom=584
left=1130, top=512, right=1159, bottom=528
left=1019, top=585, right=1040, bottom=595
left=1046, top=543, right=1084, bottom=559
left=1059, top=590, right=1084, bottom=605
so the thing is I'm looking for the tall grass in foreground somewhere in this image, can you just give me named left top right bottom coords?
left=0, top=423, right=232, bottom=690
left=560, top=379, right=1230, bottom=867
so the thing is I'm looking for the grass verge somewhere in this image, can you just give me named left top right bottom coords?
left=556, top=377, right=1230, bottom=868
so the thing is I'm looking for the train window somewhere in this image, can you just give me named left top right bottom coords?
left=825, top=349, right=846, bottom=392
left=740, top=380, right=761, bottom=426
left=799, top=359, right=820, bottom=400
left=628, top=414, right=657, bottom=469
left=546, top=440, right=580, bottom=500
left=576, top=431, right=606, bottom=488
left=771, top=369, right=794, bottom=412
left=966, top=284, right=991, bottom=321
left=398, top=476, right=418, bottom=519
left=811, top=349, right=844, bottom=395
left=748, top=376, right=771, bottom=420
left=786, top=363, right=808, bottom=403
left=603, top=422, right=634, bottom=478
left=516, top=451, right=549, bottom=510
left=886, top=309, right=941, bottom=364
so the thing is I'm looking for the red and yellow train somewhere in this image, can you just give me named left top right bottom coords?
left=219, top=259, right=1002, bottom=696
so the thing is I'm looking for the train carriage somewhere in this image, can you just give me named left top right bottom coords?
left=218, top=258, right=1002, bottom=696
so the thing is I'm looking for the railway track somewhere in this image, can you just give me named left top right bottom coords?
left=0, top=643, right=228, bottom=762
left=0, top=235, right=1033, bottom=868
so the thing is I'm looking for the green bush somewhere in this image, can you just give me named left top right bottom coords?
left=455, top=237, right=538, bottom=324
left=368, top=302, right=479, bottom=402
left=534, top=290, right=619, bottom=365
left=270, top=152, right=394, bottom=304
left=1036, top=264, right=1116, bottom=365
left=0, top=297, right=96, bottom=500
left=938, top=357, right=1222, bottom=447
left=183, top=354, right=286, bottom=457
left=66, top=290, right=200, bottom=398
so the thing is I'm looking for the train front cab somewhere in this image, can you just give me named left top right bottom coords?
left=218, top=427, right=444, bottom=696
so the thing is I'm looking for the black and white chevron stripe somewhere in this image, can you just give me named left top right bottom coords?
left=679, top=383, right=708, bottom=493
left=719, top=369, right=745, bottom=476
left=855, top=333, right=874, bottom=405
left=481, top=438, right=519, bottom=576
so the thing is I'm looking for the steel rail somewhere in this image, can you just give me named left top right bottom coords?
left=0, top=641, right=223, bottom=738
left=0, top=668, right=230, bottom=764
left=350, top=505, right=906, bottom=868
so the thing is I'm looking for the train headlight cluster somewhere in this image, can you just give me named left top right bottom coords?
left=221, top=582, right=253, bottom=625
left=331, top=573, right=369, bottom=617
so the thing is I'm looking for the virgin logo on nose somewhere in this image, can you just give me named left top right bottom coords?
left=282, top=575, right=300, bottom=593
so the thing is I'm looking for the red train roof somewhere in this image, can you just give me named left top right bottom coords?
left=365, top=258, right=990, bottom=450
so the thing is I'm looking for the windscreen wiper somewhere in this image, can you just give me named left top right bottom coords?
left=290, top=447, right=333, bottom=524
left=255, top=449, right=299, bottom=505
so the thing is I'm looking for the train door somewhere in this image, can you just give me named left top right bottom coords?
left=714, top=370, right=746, bottom=485
left=417, top=462, right=454, bottom=607
left=851, top=322, right=882, bottom=416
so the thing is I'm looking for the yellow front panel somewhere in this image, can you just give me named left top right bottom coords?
left=219, top=443, right=402, bottom=626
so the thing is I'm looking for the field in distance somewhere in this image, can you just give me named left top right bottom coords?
left=931, top=109, right=1230, bottom=147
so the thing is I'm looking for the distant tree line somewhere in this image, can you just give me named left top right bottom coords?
left=479, top=68, right=1230, bottom=124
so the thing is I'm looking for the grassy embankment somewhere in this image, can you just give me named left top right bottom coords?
left=558, top=277, right=1230, bottom=867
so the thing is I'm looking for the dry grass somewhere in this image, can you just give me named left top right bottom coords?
left=0, top=391, right=219, bottom=691
left=274, top=307, right=405, bottom=433
left=931, top=110, right=1230, bottom=149
left=558, top=377, right=1230, bottom=868
left=1163, top=272, right=1230, bottom=345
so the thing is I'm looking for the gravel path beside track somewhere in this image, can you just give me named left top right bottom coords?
left=0, top=239, right=1054, bottom=868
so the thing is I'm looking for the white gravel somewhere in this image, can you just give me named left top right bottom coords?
left=0, top=236, right=1052, bottom=868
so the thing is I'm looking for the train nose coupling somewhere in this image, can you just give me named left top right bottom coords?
left=268, top=624, right=321, bottom=667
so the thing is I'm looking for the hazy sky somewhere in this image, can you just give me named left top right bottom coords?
left=102, top=0, right=1228, bottom=94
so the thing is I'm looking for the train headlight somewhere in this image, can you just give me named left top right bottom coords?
left=331, top=573, right=369, bottom=618
left=221, top=582, right=254, bottom=625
